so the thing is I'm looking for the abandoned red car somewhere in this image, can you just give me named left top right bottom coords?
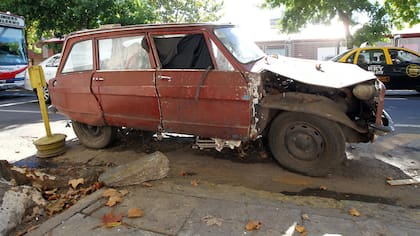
left=49, top=23, right=393, bottom=176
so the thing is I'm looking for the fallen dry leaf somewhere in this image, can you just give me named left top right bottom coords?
left=301, top=214, right=310, bottom=221
left=245, top=220, right=262, bottom=231
left=44, top=188, right=58, bottom=195
left=103, top=188, right=118, bottom=198
left=386, top=176, right=393, bottom=181
left=295, top=224, right=306, bottom=233
left=142, top=182, right=153, bottom=187
left=68, top=178, right=84, bottom=189
left=202, top=215, right=223, bottom=226
left=106, top=194, right=123, bottom=207
left=102, top=210, right=122, bottom=228
left=191, top=179, right=200, bottom=186
left=349, top=207, right=360, bottom=217
left=127, top=207, right=144, bottom=218
left=319, top=185, right=327, bottom=190
left=92, top=182, right=104, bottom=191
left=46, top=198, right=66, bottom=215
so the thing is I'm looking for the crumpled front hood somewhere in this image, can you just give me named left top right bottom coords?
left=252, top=56, right=376, bottom=88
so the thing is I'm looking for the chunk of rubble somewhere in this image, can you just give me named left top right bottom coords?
left=0, top=186, right=46, bottom=235
left=99, top=151, right=169, bottom=187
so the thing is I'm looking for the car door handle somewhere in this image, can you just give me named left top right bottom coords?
left=158, top=75, right=172, bottom=81
left=92, top=77, right=104, bottom=81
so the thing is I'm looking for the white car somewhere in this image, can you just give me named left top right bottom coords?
left=24, top=53, right=61, bottom=103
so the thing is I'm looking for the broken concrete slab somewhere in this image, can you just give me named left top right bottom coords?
left=99, top=151, right=169, bottom=187
left=0, top=186, right=46, bottom=235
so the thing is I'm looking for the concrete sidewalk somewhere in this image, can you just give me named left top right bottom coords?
left=27, top=179, right=420, bottom=236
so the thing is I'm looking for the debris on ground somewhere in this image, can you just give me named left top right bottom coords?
left=99, top=151, right=169, bottom=187
left=202, top=215, right=223, bottom=226
left=295, top=224, right=307, bottom=235
left=387, top=178, right=420, bottom=186
left=0, top=186, right=46, bottom=235
left=349, top=207, right=361, bottom=217
left=102, top=210, right=123, bottom=228
left=127, top=207, right=144, bottom=218
left=245, top=220, right=262, bottom=231
left=102, top=188, right=128, bottom=207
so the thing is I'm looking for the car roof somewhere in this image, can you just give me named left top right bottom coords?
left=356, top=46, right=420, bottom=54
left=66, top=23, right=234, bottom=39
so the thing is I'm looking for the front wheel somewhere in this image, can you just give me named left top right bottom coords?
left=268, top=112, right=345, bottom=177
left=72, top=121, right=117, bottom=149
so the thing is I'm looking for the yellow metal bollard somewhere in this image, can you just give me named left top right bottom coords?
left=29, top=66, right=66, bottom=158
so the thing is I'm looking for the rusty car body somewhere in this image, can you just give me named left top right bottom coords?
left=49, top=24, right=393, bottom=176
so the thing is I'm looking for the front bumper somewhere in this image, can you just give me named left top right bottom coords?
left=369, top=110, right=394, bottom=136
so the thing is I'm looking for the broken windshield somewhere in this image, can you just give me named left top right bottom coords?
left=214, top=27, right=264, bottom=64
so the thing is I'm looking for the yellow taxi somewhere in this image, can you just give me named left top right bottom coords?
left=331, top=46, right=420, bottom=92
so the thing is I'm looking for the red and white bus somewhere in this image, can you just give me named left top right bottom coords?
left=0, top=11, right=27, bottom=90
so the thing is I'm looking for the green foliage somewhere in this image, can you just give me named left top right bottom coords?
left=0, top=0, right=223, bottom=47
left=262, top=0, right=419, bottom=48
left=149, top=0, right=224, bottom=23
left=384, top=0, right=420, bottom=28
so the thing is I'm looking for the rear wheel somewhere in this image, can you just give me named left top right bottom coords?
left=268, top=112, right=345, bottom=177
left=72, top=121, right=116, bottom=149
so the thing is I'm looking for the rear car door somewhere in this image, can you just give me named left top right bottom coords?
left=91, top=34, right=160, bottom=131
left=386, top=48, right=420, bottom=90
left=151, top=32, right=251, bottom=140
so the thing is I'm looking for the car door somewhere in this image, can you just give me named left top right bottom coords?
left=356, top=48, right=391, bottom=84
left=91, top=34, right=161, bottom=131
left=51, top=39, right=105, bottom=126
left=386, top=48, right=420, bottom=90
left=151, top=32, right=251, bottom=140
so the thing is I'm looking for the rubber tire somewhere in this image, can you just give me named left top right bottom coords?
left=42, top=85, right=51, bottom=104
left=72, top=120, right=116, bottom=149
left=268, top=112, right=345, bottom=177
left=33, top=86, right=50, bottom=104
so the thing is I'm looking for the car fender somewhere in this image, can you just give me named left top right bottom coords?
left=260, top=92, right=367, bottom=134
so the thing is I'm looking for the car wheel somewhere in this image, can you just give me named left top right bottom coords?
left=42, top=85, right=50, bottom=104
left=72, top=120, right=117, bottom=149
left=33, top=86, right=51, bottom=104
left=268, top=112, right=345, bottom=177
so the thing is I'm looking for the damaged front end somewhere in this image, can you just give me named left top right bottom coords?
left=254, top=56, right=394, bottom=143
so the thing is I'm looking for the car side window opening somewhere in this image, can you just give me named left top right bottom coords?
left=153, top=33, right=214, bottom=69
left=369, top=50, right=385, bottom=64
left=99, top=35, right=151, bottom=70
left=389, top=49, right=420, bottom=64
left=62, top=40, right=93, bottom=73
left=357, top=52, right=368, bottom=65
left=46, top=55, right=61, bottom=67
left=357, top=50, right=385, bottom=65
left=345, top=51, right=356, bottom=63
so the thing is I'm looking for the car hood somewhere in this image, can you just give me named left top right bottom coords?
left=252, top=56, right=377, bottom=88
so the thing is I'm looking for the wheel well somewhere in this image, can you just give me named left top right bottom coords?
left=258, top=93, right=370, bottom=142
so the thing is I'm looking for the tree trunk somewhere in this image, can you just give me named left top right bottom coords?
left=338, top=10, right=353, bottom=49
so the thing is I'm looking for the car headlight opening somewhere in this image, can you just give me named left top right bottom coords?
left=353, top=83, right=375, bottom=100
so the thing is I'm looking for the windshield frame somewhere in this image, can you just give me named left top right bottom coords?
left=0, top=26, right=28, bottom=66
left=213, top=27, right=265, bottom=64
